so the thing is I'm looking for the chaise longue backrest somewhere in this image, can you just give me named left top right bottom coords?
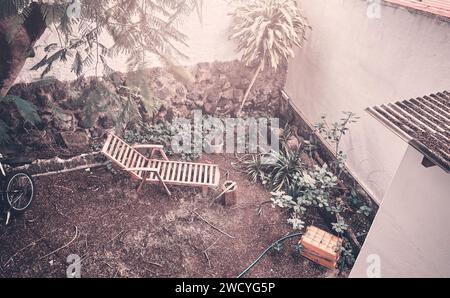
left=102, top=133, right=149, bottom=180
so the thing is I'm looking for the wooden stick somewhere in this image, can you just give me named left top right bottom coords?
left=148, top=262, right=163, bottom=268
left=191, top=211, right=235, bottom=239
left=39, top=226, right=78, bottom=260
left=4, top=234, right=48, bottom=266
left=211, top=181, right=236, bottom=203
left=203, top=251, right=212, bottom=269
left=106, top=230, right=126, bottom=245
left=33, top=162, right=108, bottom=177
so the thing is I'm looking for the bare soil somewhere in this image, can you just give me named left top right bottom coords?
left=0, top=154, right=344, bottom=278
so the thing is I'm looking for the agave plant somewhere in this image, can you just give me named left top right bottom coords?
left=241, top=154, right=268, bottom=183
left=266, top=148, right=303, bottom=191
left=229, top=0, right=309, bottom=114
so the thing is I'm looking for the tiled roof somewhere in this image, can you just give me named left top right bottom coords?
left=366, top=91, right=450, bottom=172
left=385, top=0, right=450, bottom=18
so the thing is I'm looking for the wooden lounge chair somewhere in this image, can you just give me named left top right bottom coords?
left=101, top=133, right=220, bottom=196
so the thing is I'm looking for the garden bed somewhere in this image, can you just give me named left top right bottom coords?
left=0, top=154, right=347, bottom=278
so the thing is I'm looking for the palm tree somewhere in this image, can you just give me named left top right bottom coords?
left=229, top=0, right=309, bottom=115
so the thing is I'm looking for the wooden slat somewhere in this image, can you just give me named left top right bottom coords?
left=125, top=151, right=135, bottom=169
left=192, top=164, right=198, bottom=183
left=120, top=146, right=130, bottom=165
left=160, top=162, right=168, bottom=181
left=171, top=163, right=178, bottom=181
left=186, top=164, right=192, bottom=182
left=209, top=165, right=214, bottom=185
left=181, top=163, right=188, bottom=182
left=203, top=165, right=208, bottom=184
left=130, top=151, right=139, bottom=169
left=199, top=165, right=204, bottom=184
left=163, top=162, right=173, bottom=180
left=176, top=163, right=183, bottom=181
left=119, top=143, right=128, bottom=161
left=108, top=137, right=118, bottom=156
left=103, top=134, right=113, bottom=153
left=112, top=141, right=123, bottom=160
left=136, top=156, right=144, bottom=178
left=147, top=160, right=157, bottom=180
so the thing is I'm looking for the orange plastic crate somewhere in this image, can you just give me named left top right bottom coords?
left=300, top=226, right=343, bottom=269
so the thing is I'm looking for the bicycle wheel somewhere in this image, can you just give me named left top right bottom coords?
left=6, top=172, right=35, bottom=212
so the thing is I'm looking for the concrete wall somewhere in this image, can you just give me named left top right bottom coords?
left=16, top=0, right=239, bottom=83
left=285, top=0, right=450, bottom=202
left=350, top=146, right=450, bottom=278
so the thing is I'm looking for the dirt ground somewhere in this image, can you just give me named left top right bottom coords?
left=0, top=154, right=350, bottom=278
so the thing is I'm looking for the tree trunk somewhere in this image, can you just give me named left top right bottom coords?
left=237, top=58, right=265, bottom=115
left=0, top=2, right=47, bottom=97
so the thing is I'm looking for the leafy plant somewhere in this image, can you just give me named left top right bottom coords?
left=0, top=120, right=12, bottom=145
left=315, top=111, right=359, bottom=177
left=123, top=121, right=201, bottom=161
left=357, top=205, right=373, bottom=217
left=0, top=95, right=41, bottom=144
left=331, top=219, right=349, bottom=234
left=303, top=135, right=318, bottom=158
left=229, top=0, right=309, bottom=114
left=272, top=241, right=284, bottom=253
left=270, top=164, right=340, bottom=229
left=338, top=238, right=356, bottom=270
left=105, top=160, right=119, bottom=175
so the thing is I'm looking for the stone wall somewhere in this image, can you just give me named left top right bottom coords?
left=0, top=60, right=286, bottom=159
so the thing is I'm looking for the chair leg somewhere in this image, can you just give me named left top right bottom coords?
left=156, top=173, right=171, bottom=196
left=137, top=172, right=148, bottom=194
left=202, top=186, right=208, bottom=198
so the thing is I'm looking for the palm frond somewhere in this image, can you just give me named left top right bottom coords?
left=229, top=0, right=309, bottom=70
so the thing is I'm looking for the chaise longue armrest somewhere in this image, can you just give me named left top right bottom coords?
left=132, top=144, right=165, bottom=149
left=132, top=143, right=169, bottom=161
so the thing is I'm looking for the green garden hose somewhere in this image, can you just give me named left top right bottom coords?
left=237, top=232, right=304, bottom=278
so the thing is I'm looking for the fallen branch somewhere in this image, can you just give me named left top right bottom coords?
left=106, top=230, right=126, bottom=245
left=203, top=251, right=212, bottom=269
left=39, top=226, right=79, bottom=260
left=4, top=234, right=49, bottom=266
left=148, top=262, right=163, bottom=268
left=34, top=162, right=108, bottom=178
left=191, top=211, right=235, bottom=239
left=13, top=152, right=107, bottom=177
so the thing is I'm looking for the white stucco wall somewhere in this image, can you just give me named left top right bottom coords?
left=350, top=146, right=450, bottom=278
left=285, top=0, right=450, bottom=202
left=16, top=0, right=239, bottom=83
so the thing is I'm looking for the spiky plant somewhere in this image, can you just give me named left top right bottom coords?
left=229, top=0, right=309, bottom=114
left=266, top=148, right=303, bottom=191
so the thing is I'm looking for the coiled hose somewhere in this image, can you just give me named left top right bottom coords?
left=237, top=232, right=304, bottom=278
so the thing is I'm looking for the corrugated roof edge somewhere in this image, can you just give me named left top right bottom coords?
left=366, top=105, right=450, bottom=174
left=383, top=0, right=450, bottom=21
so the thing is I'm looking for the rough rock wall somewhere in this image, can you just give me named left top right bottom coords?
left=0, top=60, right=286, bottom=159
